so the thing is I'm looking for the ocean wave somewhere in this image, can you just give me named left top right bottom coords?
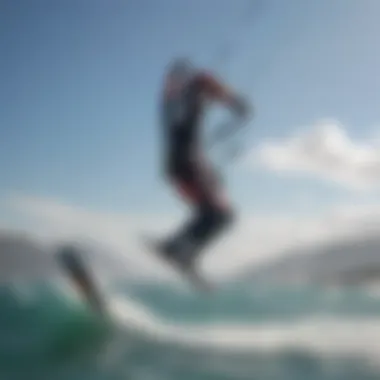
left=1, top=280, right=380, bottom=379
left=109, top=294, right=380, bottom=365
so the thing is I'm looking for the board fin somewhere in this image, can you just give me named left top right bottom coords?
left=57, top=245, right=106, bottom=316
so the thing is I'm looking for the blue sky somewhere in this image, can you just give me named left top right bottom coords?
left=2, top=0, right=380, bottom=220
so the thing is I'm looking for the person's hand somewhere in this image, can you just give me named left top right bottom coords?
left=232, top=94, right=252, bottom=120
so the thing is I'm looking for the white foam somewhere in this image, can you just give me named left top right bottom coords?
left=108, top=295, right=380, bottom=364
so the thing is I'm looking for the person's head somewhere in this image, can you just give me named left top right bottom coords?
left=165, top=57, right=196, bottom=86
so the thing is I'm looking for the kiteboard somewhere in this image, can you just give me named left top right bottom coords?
left=141, top=235, right=214, bottom=293
left=56, top=245, right=107, bottom=317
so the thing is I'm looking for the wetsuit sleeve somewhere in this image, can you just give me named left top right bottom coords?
left=197, top=72, right=249, bottom=117
left=197, top=72, right=233, bottom=103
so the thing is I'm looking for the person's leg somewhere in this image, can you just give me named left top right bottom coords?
left=161, top=161, right=234, bottom=267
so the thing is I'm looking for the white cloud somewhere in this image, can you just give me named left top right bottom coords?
left=248, top=119, right=380, bottom=190
left=3, top=193, right=380, bottom=281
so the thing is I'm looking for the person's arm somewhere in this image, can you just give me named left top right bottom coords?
left=197, top=71, right=251, bottom=118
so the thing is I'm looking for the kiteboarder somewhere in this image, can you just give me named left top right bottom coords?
left=155, top=57, right=251, bottom=274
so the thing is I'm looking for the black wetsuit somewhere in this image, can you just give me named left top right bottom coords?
left=162, top=74, right=218, bottom=207
left=159, top=73, right=234, bottom=266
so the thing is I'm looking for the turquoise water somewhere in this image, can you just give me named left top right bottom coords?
left=1, top=278, right=380, bottom=380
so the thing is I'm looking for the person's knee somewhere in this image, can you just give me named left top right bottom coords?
left=218, top=206, right=235, bottom=228
left=204, top=204, right=234, bottom=230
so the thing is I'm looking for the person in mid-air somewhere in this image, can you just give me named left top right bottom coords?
left=155, top=57, right=251, bottom=274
